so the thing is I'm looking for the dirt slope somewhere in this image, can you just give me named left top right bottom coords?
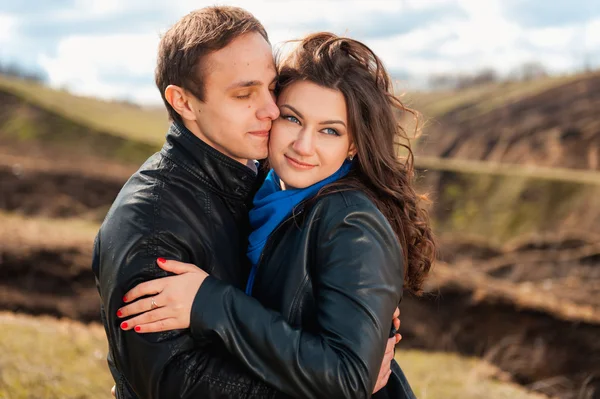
left=416, top=72, right=600, bottom=171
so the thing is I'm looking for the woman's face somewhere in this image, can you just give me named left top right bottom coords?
left=268, top=81, right=354, bottom=190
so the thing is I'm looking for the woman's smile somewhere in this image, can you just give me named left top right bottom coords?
left=284, top=154, right=316, bottom=170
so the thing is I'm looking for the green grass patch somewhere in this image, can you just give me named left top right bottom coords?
left=417, top=156, right=600, bottom=186
left=0, top=313, right=113, bottom=399
left=399, top=351, right=547, bottom=399
left=0, top=90, right=159, bottom=165
left=0, top=75, right=168, bottom=146
left=417, top=158, right=600, bottom=243
left=0, top=312, right=545, bottom=399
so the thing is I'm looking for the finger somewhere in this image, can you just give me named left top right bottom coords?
left=393, top=317, right=400, bottom=331
left=384, top=369, right=392, bottom=383
left=373, top=362, right=391, bottom=393
left=385, top=336, right=395, bottom=354
left=157, top=258, right=200, bottom=275
left=383, top=346, right=395, bottom=364
left=118, top=296, right=161, bottom=318
left=111, top=385, right=116, bottom=397
left=123, top=279, right=165, bottom=303
left=393, top=307, right=400, bottom=319
left=133, top=318, right=180, bottom=334
left=373, top=357, right=391, bottom=393
left=377, top=362, right=391, bottom=384
left=119, top=307, right=171, bottom=330
left=395, top=333, right=402, bottom=344
left=380, top=360, right=391, bottom=375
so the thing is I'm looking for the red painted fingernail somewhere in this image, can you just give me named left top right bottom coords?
left=135, top=326, right=141, bottom=332
left=123, top=295, right=127, bottom=302
left=157, top=257, right=166, bottom=264
left=121, top=322, right=128, bottom=329
left=117, top=310, right=122, bottom=317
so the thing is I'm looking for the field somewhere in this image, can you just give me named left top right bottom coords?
left=0, top=312, right=547, bottom=399
left=1, top=72, right=599, bottom=398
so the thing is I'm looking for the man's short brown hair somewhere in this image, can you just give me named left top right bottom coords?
left=155, top=6, right=269, bottom=122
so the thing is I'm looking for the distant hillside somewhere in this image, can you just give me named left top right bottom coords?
left=0, top=76, right=162, bottom=165
left=408, top=72, right=600, bottom=170
left=0, top=74, right=168, bottom=146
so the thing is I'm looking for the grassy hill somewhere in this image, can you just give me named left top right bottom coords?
left=0, top=75, right=168, bottom=145
left=407, top=71, right=600, bottom=170
left=403, top=73, right=583, bottom=120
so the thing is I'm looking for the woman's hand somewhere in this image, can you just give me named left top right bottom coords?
left=373, top=307, right=402, bottom=394
left=117, top=258, right=209, bottom=333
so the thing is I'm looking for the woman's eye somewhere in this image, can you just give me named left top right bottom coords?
left=322, top=127, right=340, bottom=136
left=283, top=115, right=300, bottom=124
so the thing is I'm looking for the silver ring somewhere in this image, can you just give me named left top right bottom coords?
left=150, top=298, right=158, bottom=310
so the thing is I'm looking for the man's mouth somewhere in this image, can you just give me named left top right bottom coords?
left=248, top=130, right=270, bottom=137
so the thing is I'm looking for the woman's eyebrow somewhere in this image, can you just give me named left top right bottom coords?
left=281, top=104, right=346, bottom=127
left=280, top=104, right=304, bottom=118
left=319, top=120, right=346, bottom=127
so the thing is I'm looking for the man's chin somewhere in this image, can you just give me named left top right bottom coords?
left=245, top=147, right=268, bottom=161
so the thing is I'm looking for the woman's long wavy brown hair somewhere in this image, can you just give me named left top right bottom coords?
left=276, top=32, right=435, bottom=295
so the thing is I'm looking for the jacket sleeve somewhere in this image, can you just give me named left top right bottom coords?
left=94, top=219, right=276, bottom=399
left=189, top=203, right=404, bottom=399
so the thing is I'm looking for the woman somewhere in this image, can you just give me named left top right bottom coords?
left=118, top=32, right=435, bottom=398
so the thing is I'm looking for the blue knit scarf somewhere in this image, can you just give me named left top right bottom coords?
left=245, top=160, right=353, bottom=294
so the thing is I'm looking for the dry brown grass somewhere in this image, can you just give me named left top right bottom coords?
left=427, top=260, right=600, bottom=325
left=0, top=211, right=98, bottom=252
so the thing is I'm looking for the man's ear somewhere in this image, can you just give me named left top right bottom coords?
left=165, top=85, right=197, bottom=121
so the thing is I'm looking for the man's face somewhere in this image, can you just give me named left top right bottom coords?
left=187, top=32, right=279, bottom=164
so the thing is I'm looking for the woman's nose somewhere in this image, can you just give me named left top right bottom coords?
left=293, top=129, right=315, bottom=156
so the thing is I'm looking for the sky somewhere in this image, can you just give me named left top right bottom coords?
left=0, top=0, right=599, bottom=104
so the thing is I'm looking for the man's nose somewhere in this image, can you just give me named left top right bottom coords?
left=256, top=90, right=280, bottom=121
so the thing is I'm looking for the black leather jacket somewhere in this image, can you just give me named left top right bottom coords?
left=93, top=122, right=277, bottom=398
left=93, top=122, right=415, bottom=399
left=189, top=190, right=414, bottom=399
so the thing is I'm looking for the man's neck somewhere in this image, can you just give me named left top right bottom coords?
left=180, top=120, right=253, bottom=170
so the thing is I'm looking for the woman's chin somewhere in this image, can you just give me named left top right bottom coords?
left=278, top=174, right=315, bottom=190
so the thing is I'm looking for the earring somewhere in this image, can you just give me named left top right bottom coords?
left=348, top=154, right=354, bottom=161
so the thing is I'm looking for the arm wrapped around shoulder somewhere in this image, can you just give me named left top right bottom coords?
left=188, top=192, right=404, bottom=399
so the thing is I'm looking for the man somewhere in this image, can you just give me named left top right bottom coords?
left=93, top=6, right=399, bottom=399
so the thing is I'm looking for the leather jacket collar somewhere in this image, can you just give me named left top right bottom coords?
left=160, top=122, right=259, bottom=200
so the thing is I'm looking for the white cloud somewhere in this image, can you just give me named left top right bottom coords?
left=39, top=33, right=160, bottom=104
left=0, top=13, right=16, bottom=44
left=527, top=26, right=578, bottom=49
left=583, top=17, right=600, bottom=49
left=4, top=0, right=597, bottom=103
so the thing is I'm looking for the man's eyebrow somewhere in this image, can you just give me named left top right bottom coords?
left=227, top=75, right=278, bottom=91
left=226, top=80, right=263, bottom=90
